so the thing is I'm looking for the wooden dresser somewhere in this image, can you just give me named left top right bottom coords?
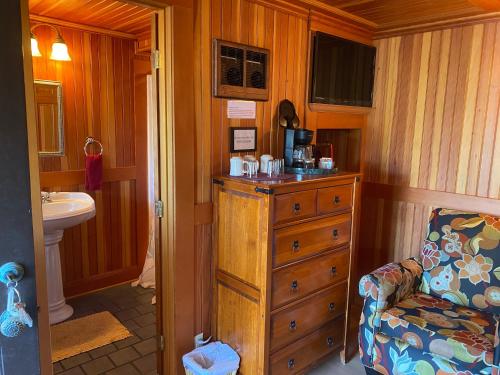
left=212, top=173, right=360, bottom=375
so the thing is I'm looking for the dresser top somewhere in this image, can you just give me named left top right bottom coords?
left=214, top=171, right=361, bottom=193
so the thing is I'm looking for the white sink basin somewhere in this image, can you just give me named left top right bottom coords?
left=41, top=192, right=96, bottom=324
left=42, top=192, right=96, bottom=232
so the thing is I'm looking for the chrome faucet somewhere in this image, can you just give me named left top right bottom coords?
left=41, top=191, right=52, bottom=204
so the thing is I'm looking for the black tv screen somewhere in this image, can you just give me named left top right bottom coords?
left=310, top=32, right=376, bottom=107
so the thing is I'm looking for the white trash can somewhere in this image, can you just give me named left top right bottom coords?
left=182, top=342, right=240, bottom=375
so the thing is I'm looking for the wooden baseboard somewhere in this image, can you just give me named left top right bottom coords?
left=64, top=266, right=141, bottom=297
left=363, top=182, right=500, bottom=216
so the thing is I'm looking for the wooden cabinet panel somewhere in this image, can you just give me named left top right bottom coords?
left=317, top=185, right=353, bottom=215
left=270, top=283, right=347, bottom=351
left=274, top=190, right=317, bottom=225
left=217, top=283, right=264, bottom=375
left=271, top=247, right=350, bottom=310
left=217, top=189, right=269, bottom=288
left=270, top=317, right=345, bottom=375
left=273, top=214, right=351, bottom=267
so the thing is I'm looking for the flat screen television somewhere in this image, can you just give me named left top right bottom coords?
left=310, top=32, right=376, bottom=107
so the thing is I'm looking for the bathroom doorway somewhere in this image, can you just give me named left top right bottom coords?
left=28, top=0, right=162, bottom=373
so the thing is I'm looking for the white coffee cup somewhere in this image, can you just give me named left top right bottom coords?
left=319, top=157, right=334, bottom=170
left=230, top=156, right=244, bottom=176
left=260, top=154, right=274, bottom=173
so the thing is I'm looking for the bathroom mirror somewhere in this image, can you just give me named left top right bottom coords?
left=34, top=80, right=64, bottom=156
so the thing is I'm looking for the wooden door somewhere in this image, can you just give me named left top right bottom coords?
left=0, top=0, right=50, bottom=373
left=149, top=11, right=164, bottom=374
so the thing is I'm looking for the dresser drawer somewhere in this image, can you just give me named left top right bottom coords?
left=317, top=185, right=353, bottom=215
left=272, top=248, right=350, bottom=310
left=270, top=317, right=344, bottom=375
left=274, top=190, right=317, bottom=225
left=270, top=282, right=347, bottom=351
left=273, top=214, right=351, bottom=267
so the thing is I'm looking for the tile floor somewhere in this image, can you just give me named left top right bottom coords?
left=52, top=283, right=365, bottom=375
left=308, top=353, right=365, bottom=375
left=53, top=283, right=157, bottom=375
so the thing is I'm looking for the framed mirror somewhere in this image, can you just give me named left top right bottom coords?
left=34, top=80, right=64, bottom=156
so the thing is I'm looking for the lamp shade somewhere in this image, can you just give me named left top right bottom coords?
left=30, top=34, right=42, bottom=57
left=50, top=36, right=71, bottom=61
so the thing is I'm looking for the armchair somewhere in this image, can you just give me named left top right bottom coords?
left=359, top=208, right=499, bottom=375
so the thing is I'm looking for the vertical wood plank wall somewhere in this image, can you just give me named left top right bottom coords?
left=194, top=0, right=310, bottom=336
left=32, top=24, right=150, bottom=296
left=193, top=0, right=369, bottom=337
left=360, top=21, right=500, bottom=276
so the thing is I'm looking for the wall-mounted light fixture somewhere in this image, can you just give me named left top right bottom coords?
left=30, top=23, right=71, bottom=61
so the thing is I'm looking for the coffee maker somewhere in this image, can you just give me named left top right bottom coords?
left=284, top=128, right=315, bottom=168
left=278, top=100, right=315, bottom=168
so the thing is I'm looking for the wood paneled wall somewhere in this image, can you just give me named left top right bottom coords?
left=32, top=24, right=150, bottom=296
left=194, top=0, right=310, bottom=336
left=359, top=21, right=500, bottom=276
left=208, top=0, right=310, bottom=179
left=194, top=0, right=371, bottom=338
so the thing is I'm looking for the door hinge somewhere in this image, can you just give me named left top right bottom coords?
left=155, top=200, right=164, bottom=218
left=159, top=335, right=165, bottom=351
left=152, top=49, right=160, bottom=70
left=255, top=187, right=274, bottom=195
left=212, top=178, right=224, bottom=186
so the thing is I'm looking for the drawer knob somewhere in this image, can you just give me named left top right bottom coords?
left=293, top=203, right=301, bottom=213
left=288, top=358, right=295, bottom=369
left=289, top=320, right=297, bottom=331
left=333, top=196, right=341, bottom=204
left=292, top=240, right=300, bottom=252
left=332, top=229, right=339, bottom=238
left=331, top=266, right=337, bottom=276
left=290, top=280, right=298, bottom=292
left=327, top=336, right=334, bottom=348
left=328, top=302, right=335, bottom=312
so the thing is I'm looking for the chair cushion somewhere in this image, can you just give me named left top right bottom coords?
left=380, top=292, right=497, bottom=370
left=419, top=209, right=500, bottom=315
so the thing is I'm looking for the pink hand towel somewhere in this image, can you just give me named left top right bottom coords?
left=85, top=154, right=103, bottom=191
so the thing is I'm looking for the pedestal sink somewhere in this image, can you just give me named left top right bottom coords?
left=42, top=192, right=96, bottom=324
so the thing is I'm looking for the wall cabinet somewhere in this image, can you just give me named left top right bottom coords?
left=213, top=173, right=360, bottom=374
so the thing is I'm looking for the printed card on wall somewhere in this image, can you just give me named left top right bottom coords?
left=227, top=100, right=256, bottom=119
left=230, top=127, right=257, bottom=152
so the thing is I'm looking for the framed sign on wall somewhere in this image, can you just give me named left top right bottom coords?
left=229, top=127, right=257, bottom=152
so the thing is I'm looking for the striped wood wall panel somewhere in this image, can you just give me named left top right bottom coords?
left=32, top=24, right=149, bottom=296
left=194, top=0, right=371, bottom=336
left=194, top=0, right=312, bottom=336
left=360, top=21, right=500, bottom=276
left=209, top=0, right=309, bottom=180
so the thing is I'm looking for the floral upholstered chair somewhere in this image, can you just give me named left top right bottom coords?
left=358, top=208, right=499, bottom=375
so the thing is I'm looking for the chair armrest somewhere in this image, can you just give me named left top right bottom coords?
left=358, top=257, right=423, bottom=367
left=359, top=257, right=423, bottom=313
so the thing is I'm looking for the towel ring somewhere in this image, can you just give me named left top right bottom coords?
left=84, top=137, right=103, bottom=156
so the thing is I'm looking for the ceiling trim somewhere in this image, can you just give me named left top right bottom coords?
left=250, top=0, right=309, bottom=19
left=120, top=0, right=192, bottom=8
left=298, top=0, right=377, bottom=29
left=247, top=0, right=376, bottom=34
left=30, top=14, right=138, bottom=40
left=310, top=10, right=374, bottom=45
left=375, top=11, right=500, bottom=39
